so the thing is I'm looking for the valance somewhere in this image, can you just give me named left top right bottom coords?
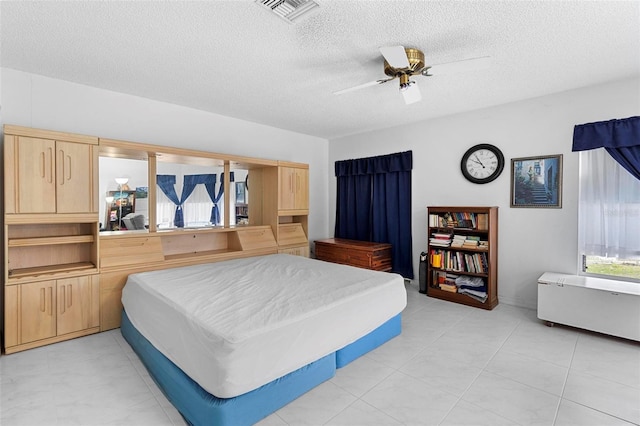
left=572, top=116, right=640, bottom=181
left=572, top=116, right=640, bottom=151
left=335, top=151, right=413, bottom=177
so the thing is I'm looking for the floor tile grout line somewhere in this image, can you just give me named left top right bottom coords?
left=551, top=328, right=579, bottom=426
left=115, top=330, right=179, bottom=425
left=436, top=313, right=524, bottom=425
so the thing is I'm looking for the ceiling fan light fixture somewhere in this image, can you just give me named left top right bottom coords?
left=399, top=80, right=416, bottom=92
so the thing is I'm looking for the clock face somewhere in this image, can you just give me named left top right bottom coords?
left=461, top=144, right=505, bottom=184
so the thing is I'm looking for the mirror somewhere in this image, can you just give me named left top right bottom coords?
left=99, top=157, right=148, bottom=232
left=232, top=169, right=249, bottom=226
left=156, top=161, right=227, bottom=229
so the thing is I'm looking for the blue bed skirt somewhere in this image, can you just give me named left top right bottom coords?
left=335, top=313, right=401, bottom=368
left=121, top=311, right=401, bottom=425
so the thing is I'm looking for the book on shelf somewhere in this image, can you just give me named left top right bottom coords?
left=439, top=283, right=458, bottom=293
left=432, top=232, right=451, bottom=239
left=430, top=251, right=443, bottom=268
left=476, top=213, right=489, bottom=231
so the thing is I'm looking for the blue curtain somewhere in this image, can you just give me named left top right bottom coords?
left=572, top=116, right=640, bottom=180
left=335, top=151, right=414, bottom=278
left=210, top=172, right=235, bottom=225
left=203, top=175, right=218, bottom=225
left=157, top=175, right=184, bottom=227
left=335, top=174, right=371, bottom=240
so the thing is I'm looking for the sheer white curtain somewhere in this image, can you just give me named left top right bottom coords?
left=579, top=148, right=640, bottom=259
left=183, top=184, right=215, bottom=227
left=156, top=190, right=176, bottom=228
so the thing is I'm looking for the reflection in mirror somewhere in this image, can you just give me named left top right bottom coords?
left=156, top=162, right=228, bottom=229
left=233, top=169, right=249, bottom=226
left=99, top=157, right=148, bottom=232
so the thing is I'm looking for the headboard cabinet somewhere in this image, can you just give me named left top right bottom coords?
left=3, top=125, right=310, bottom=353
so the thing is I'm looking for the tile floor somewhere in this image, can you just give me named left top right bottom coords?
left=1, top=281, right=639, bottom=425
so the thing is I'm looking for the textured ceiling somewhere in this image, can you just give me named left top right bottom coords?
left=1, top=1, right=639, bottom=140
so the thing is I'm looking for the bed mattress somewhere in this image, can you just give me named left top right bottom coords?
left=121, top=253, right=406, bottom=398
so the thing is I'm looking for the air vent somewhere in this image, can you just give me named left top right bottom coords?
left=256, top=0, right=320, bottom=23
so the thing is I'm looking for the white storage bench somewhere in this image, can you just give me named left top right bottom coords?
left=538, top=272, right=640, bottom=341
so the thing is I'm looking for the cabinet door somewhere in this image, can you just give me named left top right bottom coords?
left=279, top=167, right=309, bottom=210
left=293, top=168, right=309, bottom=210
left=20, top=280, right=57, bottom=344
left=99, top=271, right=131, bottom=331
left=56, top=141, right=93, bottom=213
left=4, top=285, right=19, bottom=348
left=279, top=167, right=296, bottom=210
left=57, top=276, right=100, bottom=336
left=16, top=136, right=56, bottom=213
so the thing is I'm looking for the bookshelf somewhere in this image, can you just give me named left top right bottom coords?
left=426, top=206, right=498, bottom=310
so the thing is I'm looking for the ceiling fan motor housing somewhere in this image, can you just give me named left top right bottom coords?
left=383, top=47, right=425, bottom=77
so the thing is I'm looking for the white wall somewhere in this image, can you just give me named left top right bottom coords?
left=328, top=77, right=640, bottom=309
left=0, top=68, right=330, bottom=243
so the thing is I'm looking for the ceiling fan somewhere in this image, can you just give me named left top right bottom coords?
left=334, top=46, right=490, bottom=105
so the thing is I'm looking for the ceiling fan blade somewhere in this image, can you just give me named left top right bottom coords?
left=401, top=82, right=422, bottom=105
left=426, top=56, right=491, bottom=76
left=333, top=77, right=395, bottom=95
left=379, top=45, right=410, bottom=69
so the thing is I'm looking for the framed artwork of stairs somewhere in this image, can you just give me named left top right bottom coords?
left=510, top=154, right=563, bottom=208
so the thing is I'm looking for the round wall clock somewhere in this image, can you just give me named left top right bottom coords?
left=460, top=143, right=505, bottom=184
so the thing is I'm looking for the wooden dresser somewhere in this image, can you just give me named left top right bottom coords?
left=314, top=238, right=392, bottom=272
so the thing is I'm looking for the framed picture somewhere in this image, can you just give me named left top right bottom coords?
left=510, top=154, right=563, bottom=208
left=235, top=181, right=246, bottom=204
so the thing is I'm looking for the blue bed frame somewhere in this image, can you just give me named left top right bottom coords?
left=121, top=311, right=401, bottom=426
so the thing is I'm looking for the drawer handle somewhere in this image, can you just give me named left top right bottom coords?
left=40, top=288, right=46, bottom=312
left=60, top=285, right=65, bottom=314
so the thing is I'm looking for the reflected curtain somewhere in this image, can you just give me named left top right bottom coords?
left=211, top=172, right=234, bottom=225
left=573, top=116, right=640, bottom=180
left=335, top=151, right=414, bottom=278
left=156, top=175, right=183, bottom=227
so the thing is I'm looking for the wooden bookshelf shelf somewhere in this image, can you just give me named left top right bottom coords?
left=8, top=262, right=97, bottom=279
left=8, top=235, right=94, bottom=247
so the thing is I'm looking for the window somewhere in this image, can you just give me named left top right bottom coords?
left=578, top=148, right=640, bottom=281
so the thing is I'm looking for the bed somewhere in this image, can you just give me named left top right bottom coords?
left=121, top=253, right=406, bottom=425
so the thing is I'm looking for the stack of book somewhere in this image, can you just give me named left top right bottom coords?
left=429, top=232, right=452, bottom=247
left=434, top=271, right=459, bottom=292
left=478, top=240, right=489, bottom=250
left=462, top=235, right=480, bottom=248
left=450, top=234, right=466, bottom=247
